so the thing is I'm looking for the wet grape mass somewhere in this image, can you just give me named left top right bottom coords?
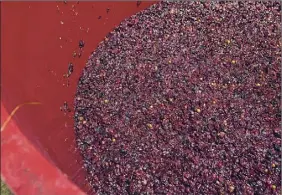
left=74, top=1, right=281, bottom=194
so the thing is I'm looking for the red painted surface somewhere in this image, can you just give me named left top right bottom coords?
left=1, top=2, right=155, bottom=194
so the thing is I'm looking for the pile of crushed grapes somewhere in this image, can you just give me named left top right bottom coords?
left=74, top=1, right=281, bottom=194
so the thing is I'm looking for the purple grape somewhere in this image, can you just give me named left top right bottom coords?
left=74, top=1, right=281, bottom=194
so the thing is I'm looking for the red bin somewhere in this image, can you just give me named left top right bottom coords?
left=1, top=2, right=155, bottom=194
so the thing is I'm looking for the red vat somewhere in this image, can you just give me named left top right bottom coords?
left=1, top=2, right=155, bottom=194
